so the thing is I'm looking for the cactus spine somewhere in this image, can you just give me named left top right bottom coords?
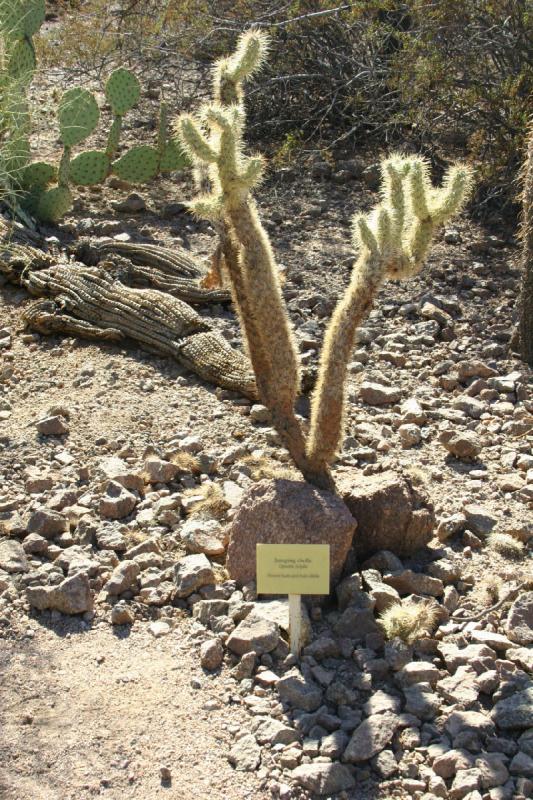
left=177, top=30, right=473, bottom=492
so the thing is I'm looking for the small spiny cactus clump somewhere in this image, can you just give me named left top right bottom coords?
left=487, top=532, right=525, bottom=559
left=176, top=29, right=474, bottom=492
left=182, top=483, right=230, bottom=520
left=379, top=600, right=441, bottom=644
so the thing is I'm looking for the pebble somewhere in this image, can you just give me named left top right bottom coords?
left=200, top=638, right=224, bottom=670
left=360, top=382, right=402, bottom=406
left=439, top=430, right=482, bottom=460
left=36, top=415, right=69, bottom=436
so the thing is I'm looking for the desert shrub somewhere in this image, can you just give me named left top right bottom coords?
left=40, top=1, right=531, bottom=218
left=393, top=0, right=533, bottom=217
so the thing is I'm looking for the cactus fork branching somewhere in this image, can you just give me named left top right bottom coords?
left=177, top=31, right=473, bottom=492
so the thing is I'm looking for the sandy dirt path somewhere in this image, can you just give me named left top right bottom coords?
left=0, top=619, right=265, bottom=800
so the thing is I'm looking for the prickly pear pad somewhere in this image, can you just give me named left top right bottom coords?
left=105, top=68, right=141, bottom=116
left=20, top=0, right=45, bottom=37
left=159, top=139, right=189, bottom=173
left=69, top=151, right=110, bottom=186
left=58, top=88, right=100, bottom=147
left=112, top=146, right=159, bottom=183
left=36, top=186, right=73, bottom=223
left=20, top=161, right=57, bottom=189
left=8, top=38, right=36, bottom=82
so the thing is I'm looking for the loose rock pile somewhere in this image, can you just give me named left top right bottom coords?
left=0, top=413, right=531, bottom=799
left=1, top=191, right=532, bottom=798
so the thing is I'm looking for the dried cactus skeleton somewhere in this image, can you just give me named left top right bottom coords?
left=176, top=30, right=473, bottom=491
left=0, top=220, right=256, bottom=397
left=73, top=238, right=231, bottom=305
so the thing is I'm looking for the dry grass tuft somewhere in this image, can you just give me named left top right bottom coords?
left=183, top=482, right=230, bottom=520
left=241, top=455, right=298, bottom=482
left=379, top=599, right=440, bottom=644
left=487, top=532, right=525, bottom=559
left=124, top=529, right=149, bottom=546
left=473, top=575, right=503, bottom=607
left=403, top=465, right=429, bottom=486
left=169, top=451, right=202, bottom=475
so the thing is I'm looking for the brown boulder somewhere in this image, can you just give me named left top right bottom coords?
left=26, top=572, right=93, bottom=615
left=339, top=470, right=435, bottom=558
left=225, top=479, right=356, bottom=588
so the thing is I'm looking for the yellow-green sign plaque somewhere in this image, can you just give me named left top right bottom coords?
left=256, top=544, right=330, bottom=596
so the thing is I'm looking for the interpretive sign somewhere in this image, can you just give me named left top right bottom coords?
left=256, top=544, right=330, bottom=656
left=256, top=544, right=330, bottom=595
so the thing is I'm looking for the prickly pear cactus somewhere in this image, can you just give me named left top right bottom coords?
left=112, top=145, right=159, bottom=183
left=0, top=0, right=45, bottom=219
left=105, top=68, right=141, bottom=116
left=159, top=139, right=188, bottom=173
left=20, top=161, right=57, bottom=189
left=103, top=68, right=140, bottom=159
left=0, top=22, right=188, bottom=224
left=0, top=0, right=45, bottom=38
left=0, top=0, right=40, bottom=40
left=7, top=38, right=36, bottom=82
left=35, top=186, right=74, bottom=223
left=106, top=117, right=122, bottom=159
left=157, top=102, right=189, bottom=173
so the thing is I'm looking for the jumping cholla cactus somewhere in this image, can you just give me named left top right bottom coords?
left=1, top=2, right=187, bottom=223
left=177, top=30, right=473, bottom=492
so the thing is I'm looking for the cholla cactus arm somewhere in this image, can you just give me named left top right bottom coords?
left=177, top=86, right=327, bottom=486
left=306, top=250, right=385, bottom=470
left=382, top=157, right=409, bottom=243
left=179, top=114, right=219, bottom=164
left=429, top=164, right=472, bottom=224
left=406, top=161, right=473, bottom=268
left=307, top=154, right=472, bottom=471
left=213, top=28, right=268, bottom=106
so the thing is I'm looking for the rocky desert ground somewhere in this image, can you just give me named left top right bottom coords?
left=1, top=10, right=532, bottom=800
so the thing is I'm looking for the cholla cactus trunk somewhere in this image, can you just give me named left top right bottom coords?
left=225, top=199, right=333, bottom=489
left=518, top=122, right=533, bottom=366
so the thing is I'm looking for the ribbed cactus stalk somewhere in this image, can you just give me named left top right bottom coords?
left=518, top=122, right=533, bottom=365
left=177, top=30, right=473, bottom=492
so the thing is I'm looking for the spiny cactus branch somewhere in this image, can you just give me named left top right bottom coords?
left=306, top=253, right=385, bottom=471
